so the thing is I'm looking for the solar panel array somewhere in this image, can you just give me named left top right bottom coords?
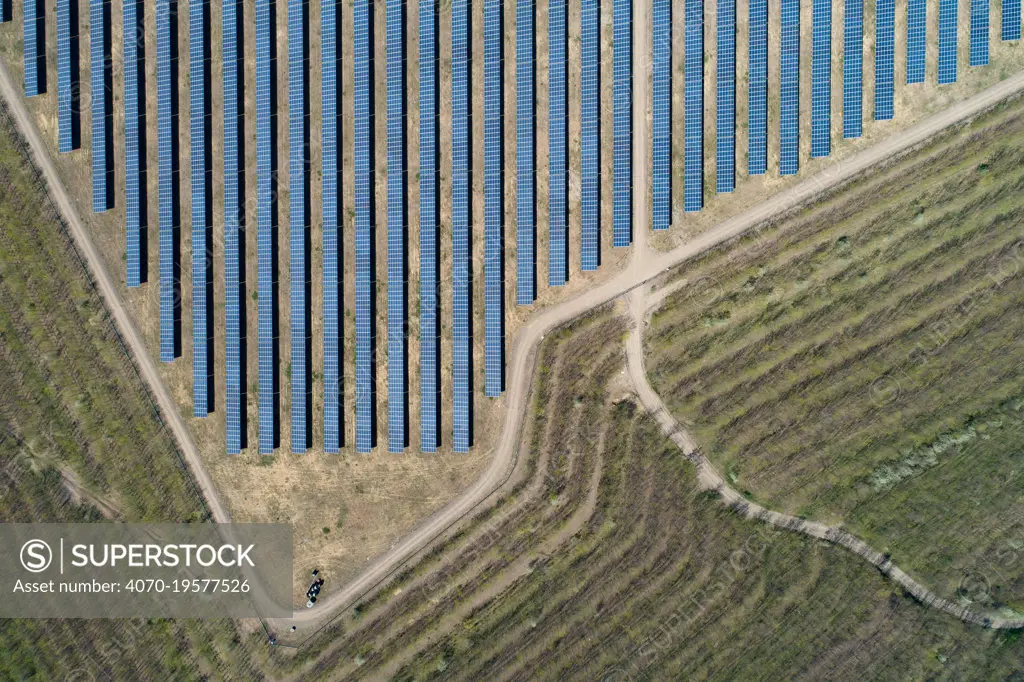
left=844, top=0, right=863, bottom=138
left=907, top=0, right=926, bottom=82
left=0, top=0, right=6, bottom=22
left=354, top=0, right=376, bottom=453
left=91, top=0, right=110, bottom=211
left=224, top=0, right=243, bottom=453
left=970, top=0, right=990, bottom=65
left=387, top=0, right=407, bottom=450
left=289, top=0, right=309, bottom=451
left=516, top=0, right=536, bottom=301
left=124, top=0, right=142, bottom=288
left=748, top=0, right=767, bottom=175
left=256, top=0, right=276, bottom=453
left=452, top=0, right=471, bottom=451
left=780, top=0, right=799, bottom=175
left=651, top=0, right=671, bottom=229
left=684, top=0, right=703, bottom=211
left=157, top=0, right=176, bottom=362
left=484, top=0, right=504, bottom=398
left=716, top=0, right=735, bottom=193
left=613, top=0, right=631, bottom=246
left=811, top=0, right=831, bottom=157
left=938, top=0, right=958, bottom=83
left=420, top=0, right=440, bottom=451
left=191, top=0, right=209, bottom=416
left=876, top=0, right=895, bottom=120
left=580, top=0, right=600, bottom=270
left=24, top=0, right=43, bottom=96
left=549, top=0, right=569, bottom=280
left=322, top=0, right=340, bottom=453
left=1004, top=0, right=1021, bottom=40
left=57, top=0, right=74, bottom=153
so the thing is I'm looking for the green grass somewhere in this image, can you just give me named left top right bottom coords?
left=646, top=95, right=1024, bottom=607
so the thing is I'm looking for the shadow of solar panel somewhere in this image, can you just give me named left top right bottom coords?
left=613, top=0, right=631, bottom=246
left=581, top=0, right=600, bottom=269
left=779, top=0, right=799, bottom=176
left=224, top=0, right=244, bottom=452
left=716, top=0, right=735, bottom=193
left=875, top=0, right=894, bottom=120
left=684, top=0, right=703, bottom=211
left=516, top=0, right=537, bottom=300
left=549, top=0, right=569, bottom=280
left=485, top=0, right=504, bottom=398
left=843, top=0, right=862, bottom=138
left=938, top=0, right=958, bottom=83
left=420, top=0, right=440, bottom=451
left=811, top=0, right=830, bottom=157
left=970, top=0, right=989, bottom=65
left=452, top=0, right=472, bottom=451
left=748, top=0, right=767, bottom=175
left=652, top=0, right=671, bottom=227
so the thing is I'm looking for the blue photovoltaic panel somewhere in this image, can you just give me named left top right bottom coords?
left=779, top=0, right=799, bottom=176
left=516, top=0, right=536, bottom=301
left=580, top=0, right=600, bottom=270
left=452, top=0, right=472, bottom=451
left=91, top=0, right=110, bottom=212
left=907, top=0, right=926, bottom=82
left=748, top=0, right=767, bottom=175
left=549, top=0, right=568, bottom=280
left=938, top=0, right=958, bottom=83
left=289, top=0, right=309, bottom=451
left=844, top=0, right=862, bottom=138
left=651, top=0, right=670, bottom=229
left=24, top=0, right=43, bottom=96
left=355, top=0, right=376, bottom=452
left=157, top=0, right=176, bottom=362
left=0, top=0, right=7, bottom=22
left=684, top=0, right=703, bottom=211
left=125, top=0, right=142, bottom=288
left=191, top=0, right=209, bottom=417
left=970, top=0, right=989, bottom=65
left=1004, top=0, right=1021, bottom=39
left=875, top=0, right=894, bottom=120
left=613, top=0, right=631, bottom=246
left=224, top=0, right=243, bottom=452
left=419, top=0, right=440, bottom=451
left=716, top=0, right=735, bottom=193
left=256, top=0, right=276, bottom=452
left=57, top=0, right=73, bottom=152
left=811, top=0, right=830, bottom=157
left=323, top=0, right=341, bottom=453
left=387, top=0, right=407, bottom=451
left=485, top=0, right=504, bottom=397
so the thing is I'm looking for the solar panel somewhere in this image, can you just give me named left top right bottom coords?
left=354, top=0, right=376, bottom=452
left=191, top=0, right=210, bottom=417
left=485, top=0, right=504, bottom=398
left=0, top=0, right=7, bottom=22
left=907, top=0, right=926, bottom=82
left=613, top=0, right=631, bottom=246
left=651, top=0, right=671, bottom=229
left=157, top=0, right=177, bottom=362
left=420, top=0, right=440, bottom=451
left=387, top=0, right=408, bottom=450
left=716, top=0, right=735, bottom=193
left=91, top=0, right=111, bottom=212
left=779, top=0, right=799, bottom=176
left=452, top=0, right=472, bottom=451
left=516, top=0, right=537, bottom=300
left=323, top=0, right=342, bottom=453
left=124, top=0, right=142, bottom=288
left=684, top=0, right=703, bottom=211
left=289, top=0, right=309, bottom=451
left=971, top=0, right=990, bottom=65
left=580, top=0, right=600, bottom=270
left=256, top=0, right=277, bottom=452
left=875, top=0, right=894, bottom=120
left=811, top=0, right=830, bottom=157
left=224, top=0, right=243, bottom=452
left=57, top=0, right=75, bottom=153
left=24, top=0, right=43, bottom=96
left=748, top=0, right=767, bottom=175
left=843, top=0, right=862, bottom=138
left=1004, top=0, right=1021, bottom=40
left=549, top=0, right=569, bottom=279
left=938, top=0, right=958, bottom=84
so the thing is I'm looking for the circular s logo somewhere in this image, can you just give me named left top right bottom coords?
left=20, top=539, right=52, bottom=573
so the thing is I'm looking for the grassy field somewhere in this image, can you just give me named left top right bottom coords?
left=646, top=93, right=1024, bottom=612
left=0, top=100, right=267, bottom=681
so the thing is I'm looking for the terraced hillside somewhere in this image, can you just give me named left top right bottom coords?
left=646, top=92, right=1024, bottom=611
